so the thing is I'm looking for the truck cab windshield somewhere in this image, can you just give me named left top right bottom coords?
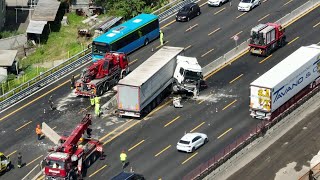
left=46, top=160, right=64, bottom=169
left=250, top=31, right=265, bottom=46
left=184, top=70, right=202, bottom=80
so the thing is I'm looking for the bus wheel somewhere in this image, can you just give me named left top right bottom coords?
left=144, top=38, right=149, bottom=46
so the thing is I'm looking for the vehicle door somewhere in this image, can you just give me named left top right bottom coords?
left=192, top=136, right=201, bottom=148
left=0, top=155, right=5, bottom=172
left=190, top=5, right=196, bottom=18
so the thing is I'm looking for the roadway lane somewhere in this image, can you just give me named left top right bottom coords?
left=85, top=5, right=320, bottom=180
left=129, top=0, right=310, bottom=69
left=0, top=0, right=312, bottom=179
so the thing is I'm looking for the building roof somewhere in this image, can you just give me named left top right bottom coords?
left=250, top=45, right=320, bottom=88
left=0, top=50, right=18, bottom=66
left=32, top=0, right=60, bottom=21
left=26, top=20, right=47, bottom=34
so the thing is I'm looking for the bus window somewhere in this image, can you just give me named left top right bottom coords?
left=92, top=42, right=110, bottom=56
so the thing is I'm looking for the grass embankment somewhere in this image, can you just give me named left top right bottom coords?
left=1, top=13, right=90, bottom=96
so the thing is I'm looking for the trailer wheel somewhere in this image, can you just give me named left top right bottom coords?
left=103, top=82, right=109, bottom=92
left=97, top=86, right=104, bottom=96
left=85, top=157, right=92, bottom=168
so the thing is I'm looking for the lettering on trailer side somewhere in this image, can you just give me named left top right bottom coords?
left=273, top=56, right=320, bottom=104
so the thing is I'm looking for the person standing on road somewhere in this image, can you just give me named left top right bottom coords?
left=70, top=75, right=75, bottom=89
left=48, top=95, right=54, bottom=110
left=17, top=152, right=22, bottom=168
left=120, top=150, right=127, bottom=169
left=36, top=124, right=42, bottom=140
left=159, top=30, right=164, bottom=46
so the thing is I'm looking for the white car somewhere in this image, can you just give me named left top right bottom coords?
left=177, top=133, right=208, bottom=153
left=238, top=0, right=261, bottom=11
left=208, top=0, right=229, bottom=7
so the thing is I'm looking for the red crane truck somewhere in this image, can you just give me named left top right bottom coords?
left=75, top=52, right=129, bottom=96
left=249, top=23, right=286, bottom=56
left=43, top=114, right=103, bottom=180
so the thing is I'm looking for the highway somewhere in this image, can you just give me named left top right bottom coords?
left=0, top=0, right=317, bottom=179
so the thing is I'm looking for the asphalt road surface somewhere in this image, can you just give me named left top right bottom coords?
left=0, top=0, right=316, bottom=179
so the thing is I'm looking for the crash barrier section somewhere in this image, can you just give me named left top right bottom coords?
left=0, top=0, right=188, bottom=111
left=184, top=0, right=320, bottom=179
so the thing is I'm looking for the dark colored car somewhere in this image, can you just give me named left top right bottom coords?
left=176, top=3, right=201, bottom=22
left=111, top=172, right=145, bottom=180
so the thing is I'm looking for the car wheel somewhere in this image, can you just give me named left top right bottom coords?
left=187, top=17, right=190, bottom=21
left=197, top=11, right=201, bottom=16
left=204, top=138, right=209, bottom=144
left=219, top=2, right=222, bottom=6
left=191, top=147, right=195, bottom=153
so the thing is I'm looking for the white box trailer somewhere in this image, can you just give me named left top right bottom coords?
left=250, top=44, right=320, bottom=120
left=117, top=46, right=184, bottom=117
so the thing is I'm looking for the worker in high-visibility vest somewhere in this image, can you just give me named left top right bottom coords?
left=120, top=150, right=127, bottom=169
left=36, top=124, right=42, bottom=140
left=94, top=96, right=101, bottom=105
left=159, top=30, right=164, bottom=46
left=95, top=103, right=101, bottom=117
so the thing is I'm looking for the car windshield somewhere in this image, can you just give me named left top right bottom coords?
left=179, top=140, right=190, bottom=144
left=180, top=7, right=189, bottom=12
left=46, top=160, right=64, bottom=169
left=241, top=0, right=252, bottom=3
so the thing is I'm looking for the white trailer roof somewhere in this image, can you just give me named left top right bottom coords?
left=251, top=45, right=320, bottom=88
left=119, top=46, right=184, bottom=87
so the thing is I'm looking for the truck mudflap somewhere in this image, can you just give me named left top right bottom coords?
left=250, top=47, right=263, bottom=55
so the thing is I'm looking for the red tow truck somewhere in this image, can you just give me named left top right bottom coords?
left=249, top=23, right=286, bottom=56
left=44, top=114, right=103, bottom=180
left=75, top=52, right=129, bottom=96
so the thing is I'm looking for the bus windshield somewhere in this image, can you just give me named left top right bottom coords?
left=92, top=42, right=110, bottom=56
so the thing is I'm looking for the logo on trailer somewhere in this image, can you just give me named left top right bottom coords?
left=257, top=88, right=271, bottom=111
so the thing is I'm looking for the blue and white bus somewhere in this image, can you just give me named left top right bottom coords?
left=92, top=13, right=160, bottom=61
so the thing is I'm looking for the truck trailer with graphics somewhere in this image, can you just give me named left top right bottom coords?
left=249, top=44, right=320, bottom=120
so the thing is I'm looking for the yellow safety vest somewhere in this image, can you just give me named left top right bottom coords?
left=120, top=153, right=127, bottom=161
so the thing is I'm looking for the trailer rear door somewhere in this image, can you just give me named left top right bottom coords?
left=250, top=85, right=272, bottom=113
left=117, top=85, right=140, bottom=114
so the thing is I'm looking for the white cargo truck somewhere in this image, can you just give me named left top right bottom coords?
left=117, top=46, right=203, bottom=118
left=250, top=44, right=320, bottom=120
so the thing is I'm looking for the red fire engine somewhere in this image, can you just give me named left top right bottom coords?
left=249, top=23, right=286, bottom=56
left=75, top=52, right=129, bottom=96
left=44, top=114, right=103, bottom=180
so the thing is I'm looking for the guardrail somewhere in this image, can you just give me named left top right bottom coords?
left=153, top=0, right=197, bottom=21
left=184, top=0, right=320, bottom=179
left=0, top=0, right=190, bottom=111
left=0, top=49, right=92, bottom=110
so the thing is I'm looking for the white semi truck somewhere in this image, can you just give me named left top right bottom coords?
left=249, top=44, right=320, bottom=120
left=117, top=46, right=203, bottom=118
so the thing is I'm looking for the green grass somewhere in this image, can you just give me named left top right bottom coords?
left=0, top=30, right=24, bottom=39
left=1, top=12, right=91, bottom=96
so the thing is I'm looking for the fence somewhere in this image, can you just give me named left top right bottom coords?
left=184, top=0, right=320, bottom=179
left=153, top=0, right=197, bottom=21
left=299, top=162, right=320, bottom=180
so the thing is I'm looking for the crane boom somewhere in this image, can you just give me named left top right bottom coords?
left=61, top=114, right=92, bottom=153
